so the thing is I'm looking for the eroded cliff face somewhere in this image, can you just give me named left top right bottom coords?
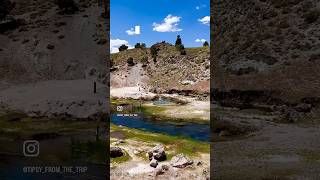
left=212, top=0, right=320, bottom=105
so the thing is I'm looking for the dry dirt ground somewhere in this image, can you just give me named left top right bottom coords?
left=212, top=107, right=320, bottom=180
left=0, top=79, right=107, bottom=118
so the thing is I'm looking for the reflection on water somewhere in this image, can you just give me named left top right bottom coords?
left=0, top=134, right=107, bottom=179
left=153, top=97, right=174, bottom=105
left=111, top=114, right=210, bottom=141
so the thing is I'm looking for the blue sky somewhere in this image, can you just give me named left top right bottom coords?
left=110, top=0, right=210, bottom=53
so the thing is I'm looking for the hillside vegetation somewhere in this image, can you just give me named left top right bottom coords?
left=111, top=42, right=210, bottom=96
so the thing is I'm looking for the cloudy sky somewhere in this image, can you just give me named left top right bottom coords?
left=110, top=0, right=210, bottom=53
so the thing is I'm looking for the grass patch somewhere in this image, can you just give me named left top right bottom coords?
left=111, top=124, right=209, bottom=157
left=0, top=112, right=101, bottom=139
left=110, top=97, right=138, bottom=106
left=110, top=149, right=131, bottom=165
left=297, top=150, right=320, bottom=162
left=140, top=105, right=167, bottom=116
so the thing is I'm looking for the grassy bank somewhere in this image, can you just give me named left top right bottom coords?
left=0, top=111, right=102, bottom=139
left=110, top=124, right=209, bottom=158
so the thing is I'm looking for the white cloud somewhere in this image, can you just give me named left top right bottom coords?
left=198, top=16, right=210, bottom=25
left=126, top=25, right=141, bottom=35
left=110, top=39, right=133, bottom=54
left=153, top=14, right=182, bottom=32
left=195, top=38, right=206, bottom=43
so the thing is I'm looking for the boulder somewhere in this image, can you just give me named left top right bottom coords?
left=170, top=154, right=193, bottom=168
left=150, top=158, right=158, bottom=168
left=110, top=146, right=124, bottom=158
left=148, top=145, right=166, bottom=161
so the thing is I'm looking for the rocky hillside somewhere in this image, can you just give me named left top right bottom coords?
left=111, top=42, right=210, bottom=96
left=212, top=0, right=320, bottom=107
left=0, top=0, right=108, bottom=88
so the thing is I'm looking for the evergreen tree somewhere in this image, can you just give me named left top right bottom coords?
left=118, top=44, right=128, bottom=51
left=203, top=41, right=209, bottom=47
left=134, top=43, right=141, bottom=48
left=175, top=35, right=182, bottom=46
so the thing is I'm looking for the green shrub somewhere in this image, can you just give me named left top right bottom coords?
left=126, top=57, right=134, bottom=66
left=55, top=0, right=79, bottom=14
left=176, top=44, right=186, bottom=55
left=134, top=43, right=146, bottom=48
left=150, top=44, right=159, bottom=61
left=0, top=0, right=15, bottom=20
left=141, top=56, right=148, bottom=65
left=303, top=10, right=320, bottom=24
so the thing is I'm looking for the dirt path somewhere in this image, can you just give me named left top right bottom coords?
left=111, top=63, right=149, bottom=88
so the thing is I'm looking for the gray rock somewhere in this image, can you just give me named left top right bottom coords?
left=148, top=145, right=166, bottom=161
left=154, top=166, right=164, bottom=176
left=170, top=153, right=193, bottom=168
left=161, top=164, right=169, bottom=171
left=218, top=130, right=231, bottom=137
left=295, top=103, right=312, bottom=113
left=110, top=146, right=124, bottom=158
left=284, top=109, right=301, bottom=123
left=150, top=158, right=158, bottom=168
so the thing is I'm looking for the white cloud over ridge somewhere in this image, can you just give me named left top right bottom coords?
left=198, top=16, right=210, bottom=25
left=153, top=14, right=182, bottom=32
left=110, top=39, right=133, bottom=54
left=195, top=38, right=206, bottom=43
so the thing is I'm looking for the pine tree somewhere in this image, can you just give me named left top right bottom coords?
left=203, top=41, right=209, bottom=47
left=175, top=35, right=182, bottom=46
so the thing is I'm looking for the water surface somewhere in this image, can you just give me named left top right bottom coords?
left=111, top=114, right=210, bottom=141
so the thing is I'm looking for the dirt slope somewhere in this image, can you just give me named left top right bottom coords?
left=0, top=0, right=108, bottom=87
left=212, top=0, right=320, bottom=104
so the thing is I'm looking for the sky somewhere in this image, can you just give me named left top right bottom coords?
left=110, top=0, right=210, bottom=53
